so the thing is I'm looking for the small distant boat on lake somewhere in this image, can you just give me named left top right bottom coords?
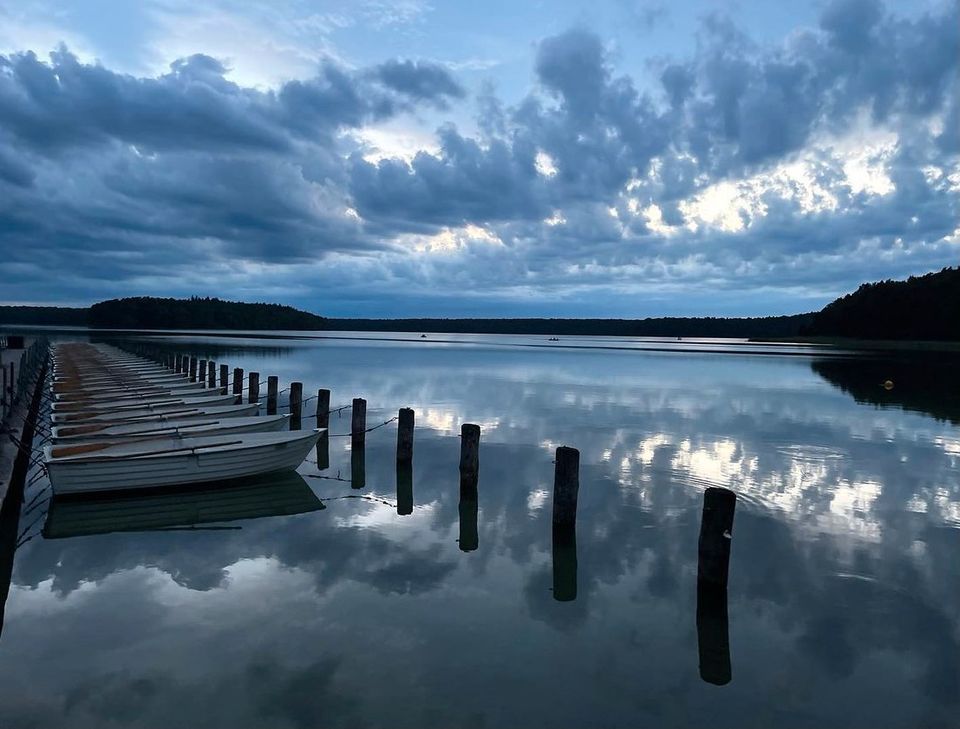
left=45, top=429, right=324, bottom=495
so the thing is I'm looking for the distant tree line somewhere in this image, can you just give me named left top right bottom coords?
left=327, top=315, right=814, bottom=337
left=803, top=267, right=960, bottom=340
left=0, top=305, right=88, bottom=326
left=86, top=297, right=328, bottom=330
left=1, top=267, right=957, bottom=340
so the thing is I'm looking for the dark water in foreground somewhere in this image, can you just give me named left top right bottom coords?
left=2, top=332, right=959, bottom=728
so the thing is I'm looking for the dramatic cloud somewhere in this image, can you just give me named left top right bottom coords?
left=0, top=0, right=957, bottom=315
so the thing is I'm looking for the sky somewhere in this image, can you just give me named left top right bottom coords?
left=0, top=0, right=957, bottom=317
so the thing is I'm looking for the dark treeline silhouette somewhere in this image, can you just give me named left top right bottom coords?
left=803, top=267, right=960, bottom=341
left=0, top=305, right=88, bottom=326
left=328, top=315, right=813, bottom=337
left=88, top=297, right=328, bottom=330
left=1, top=267, right=956, bottom=339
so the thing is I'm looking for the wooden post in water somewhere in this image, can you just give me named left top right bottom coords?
left=207, top=360, right=216, bottom=389
left=289, top=381, right=302, bottom=430
left=459, top=423, right=481, bottom=496
left=552, top=446, right=580, bottom=528
left=1, top=362, right=7, bottom=419
left=175, top=355, right=182, bottom=374
left=189, top=357, right=197, bottom=383
left=316, top=389, right=331, bottom=429
left=232, top=368, right=243, bottom=396
left=351, top=398, right=367, bottom=439
left=697, top=487, right=736, bottom=586
left=397, top=407, right=414, bottom=462
left=198, top=359, right=207, bottom=387
left=397, top=460, right=413, bottom=515
left=219, top=364, right=229, bottom=395
left=267, top=376, right=278, bottom=415
left=248, top=372, right=260, bottom=406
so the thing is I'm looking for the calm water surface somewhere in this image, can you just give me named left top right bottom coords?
left=2, top=332, right=959, bottom=728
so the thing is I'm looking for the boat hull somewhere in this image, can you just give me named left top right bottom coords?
left=46, top=430, right=323, bottom=495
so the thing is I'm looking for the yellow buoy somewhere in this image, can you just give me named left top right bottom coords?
left=883, top=380, right=894, bottom=390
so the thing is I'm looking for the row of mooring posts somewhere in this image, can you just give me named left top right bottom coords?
left=153, top=345, right=736, bottom=686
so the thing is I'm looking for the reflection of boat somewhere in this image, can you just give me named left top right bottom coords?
left=52, top=393, right=240, bottom=422
left=45, top=429, right=324, bottom=495
left=51, top=414, right=289, bottom=443
left=43, top=471, right=325, bottom=538
left=52, top=402, right=260, bottom=427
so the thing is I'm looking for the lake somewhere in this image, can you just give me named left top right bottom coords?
left=2, top=331, right=959, bottom=728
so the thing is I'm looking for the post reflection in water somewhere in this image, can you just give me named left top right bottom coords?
left=396, top=460, right=413, bottom=515
left=315, top=432, right=330, bottom=471
left=696, top=581, right=731, bottom=686
left=6, top=335, right=960, bottom=728
left=458, top=492, right=478, bottom=552
left=351, top=438, right=366, bottom=489
left=551, top=525, right=577, bottom=602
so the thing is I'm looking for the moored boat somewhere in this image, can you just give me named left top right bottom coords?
left=52, top=391, right=239, bottom=414
left=45, top=429, right=324, bottom=495
left=51, top=414, right=288, bottom=443
left=52, top=394, right=243, bottom=422
left=51, top=402, right=260, bottom=428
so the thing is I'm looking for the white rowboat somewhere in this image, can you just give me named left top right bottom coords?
left=45, top=429, right=324, bottom=495
left=51, top=414, right=289, bottom=443
left=51, top=403, right=260, bottom=427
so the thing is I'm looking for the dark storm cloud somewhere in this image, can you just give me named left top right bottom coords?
left=373, top=59, right=465, bottom=106
left=0, top=0, right=957, bottom=311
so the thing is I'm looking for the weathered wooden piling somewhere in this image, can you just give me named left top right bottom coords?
left=697, top=487, right=736, bottom=586
left=289, top=381, right=302, bottom=430
left=316, top=389, right=331, bottom=429
left=189, top=357, right=197, bottom=382
left=351, top=398, right=367, bottom=438
left=351, top=442, right=366, bottom=489
left=397, top=460, right=413, bottom=515
left=267, top=376, right=278, bottom=415
left=552, top=525, right=577, bottom=601
left=248, top=372, right=260, bottom=406
left=696, top=580, right=731, bottom=685
left=232, top=368, right=243, bottom=396
left=459, top=423, right=481, bottom=495
left=219, top=364, right=229, bottom=395
left=1, top=364, right=7, bottom=419
left=552, top=446, right=580, bottom=528
left=198, top=359, right=207, bottom=387
left=175, top=355, right=183, bottom=374
left=207, top=360, right=216, bottom=389
left=397, top=407, right=414, bottom=461
left=458, top=494, right=478, bottom=552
